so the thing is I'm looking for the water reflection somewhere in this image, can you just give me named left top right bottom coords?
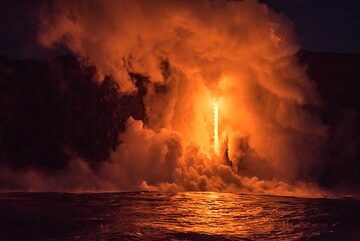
left=136, top=192, right=295, bottom=239
left=0, top=192, right=359, bottom=240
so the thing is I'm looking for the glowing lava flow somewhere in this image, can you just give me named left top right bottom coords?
left=213, top=101, right=219, bottom=154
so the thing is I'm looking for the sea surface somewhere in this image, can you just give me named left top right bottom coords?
left=0, top=192, right=359, bottom=241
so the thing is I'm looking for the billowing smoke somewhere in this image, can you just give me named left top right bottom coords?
left=0, top=0, right=335, bottom=196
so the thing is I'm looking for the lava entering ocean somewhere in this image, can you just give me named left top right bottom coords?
left=0, top=0, right=329, bottom=197
left=213, top=100, right=220, bottom=155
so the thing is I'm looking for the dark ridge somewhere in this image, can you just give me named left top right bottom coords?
left=298, top=50, right=360, bottom=192
left=0, top=54, right=145, bottom=171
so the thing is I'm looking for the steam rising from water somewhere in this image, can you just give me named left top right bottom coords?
left=1, top=0, right=328, bottom=196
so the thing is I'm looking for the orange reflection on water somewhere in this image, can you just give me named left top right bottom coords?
left=156, top=192, right=275, bottom=236
left=104, top=192, right=332, bottom=240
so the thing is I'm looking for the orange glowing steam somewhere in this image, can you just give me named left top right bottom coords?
left=31, top=0, right=328, bottom=196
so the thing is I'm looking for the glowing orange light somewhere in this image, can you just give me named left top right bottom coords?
left=213, top=101, right=219, bottom=154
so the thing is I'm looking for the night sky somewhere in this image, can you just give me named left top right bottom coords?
left=0, top=0, right=359, bottom=60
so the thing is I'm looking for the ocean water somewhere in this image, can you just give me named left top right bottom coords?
left=0, top=192, right=359, bottom=241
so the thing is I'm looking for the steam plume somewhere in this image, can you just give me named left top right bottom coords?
left=1, top=0, right=331, bottom=196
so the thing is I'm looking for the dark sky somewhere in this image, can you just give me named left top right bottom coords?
left=0, top=0, right=359, bottom=59
left=261, top=0, right=360, bottom=54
